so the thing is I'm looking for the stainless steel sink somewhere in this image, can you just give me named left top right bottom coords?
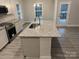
left=29, top=24, right=40, bottom=29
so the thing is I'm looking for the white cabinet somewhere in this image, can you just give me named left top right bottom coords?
left=0, top=27, right=8, bottom=50
left=21, top=37, right=51, bottom=58
left=15, top=20, right=23, bottom=33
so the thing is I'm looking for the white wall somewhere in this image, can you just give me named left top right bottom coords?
left=68, top=0, right=79, bottom=26
left=22, top=0, right=55, bottom=22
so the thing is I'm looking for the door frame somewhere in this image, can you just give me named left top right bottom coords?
left=57, top=2, right=71, bottom=26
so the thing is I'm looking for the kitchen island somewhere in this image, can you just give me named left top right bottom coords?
left=19, top=20, right=60, bottom=59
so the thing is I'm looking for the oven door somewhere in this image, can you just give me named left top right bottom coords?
left=6, top=26, right=16, bottom=42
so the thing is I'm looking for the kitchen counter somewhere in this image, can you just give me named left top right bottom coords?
left=19, top=20, right=60, bottom=37
left=0, top=14, right=16, bottom=23
left=0, top=27, right=5, bottom=30
left=19, top=20, right=60, bottom=59
left=0, top=14, right=22, bottom=32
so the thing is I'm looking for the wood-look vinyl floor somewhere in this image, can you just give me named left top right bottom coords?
left=51, top=27, right=79, bottom=59
left=0, top=27, right=79, bottom=59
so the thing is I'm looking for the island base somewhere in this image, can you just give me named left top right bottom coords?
left=21, top=37, right=52, bottom=59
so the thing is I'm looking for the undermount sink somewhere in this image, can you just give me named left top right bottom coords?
left=29, top=23, right=40, bottom=29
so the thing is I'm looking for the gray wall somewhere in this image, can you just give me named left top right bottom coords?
left=68, top=0, right=79, bottom=26
left=22, top=0, right=55, bottom=22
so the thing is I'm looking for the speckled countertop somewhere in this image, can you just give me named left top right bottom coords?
left=0, top=14, right=19, bottom=30
left=19, top=20, right=60, bottom=37
left=0, top=14, right=18, bottom=23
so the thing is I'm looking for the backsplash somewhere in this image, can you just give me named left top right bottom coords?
left=0, top=14, right=16, bottom=23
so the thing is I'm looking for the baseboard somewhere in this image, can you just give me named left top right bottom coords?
left=57, top=24, right=79, bottom=27
left=40, top=56, right=51, bottom=59
left=67, top=25, right=79, bottom=27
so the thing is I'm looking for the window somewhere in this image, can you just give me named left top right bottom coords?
left=16, top=4, right=20, bottom=16
left=61, top=4, right=68, bottom=11
left=16, top=4, right=23, bottom=20
left=34, top=3, right=42, bottom=17
left=60, top=4, right=68, bottom=19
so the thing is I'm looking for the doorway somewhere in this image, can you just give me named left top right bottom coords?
left=56, top=2, right=71, bottom=26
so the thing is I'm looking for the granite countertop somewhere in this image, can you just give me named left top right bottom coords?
left=0, top=14, right=18, bottom=24
left=0, top=14, right=18, bottom=31
left=19, top=20, right=60, bottom=37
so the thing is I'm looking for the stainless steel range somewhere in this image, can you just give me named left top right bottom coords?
left=0, top=22, right=16, bottom=43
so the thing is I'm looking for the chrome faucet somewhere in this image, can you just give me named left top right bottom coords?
left=34, top=17, right=40, bottom=25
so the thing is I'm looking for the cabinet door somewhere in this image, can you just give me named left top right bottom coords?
left=22, top=37, right=40, bottom=57
left=0, top=29, right=8, bottom=49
